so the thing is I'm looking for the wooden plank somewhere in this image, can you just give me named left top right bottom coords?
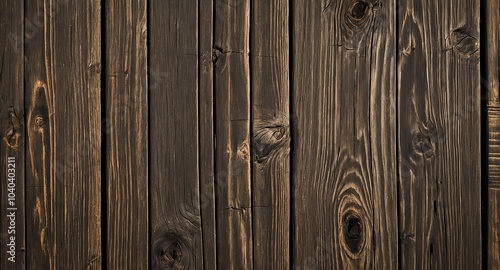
left=0, top=0, right=25, bottom=268
left=251, top=0, right=290, bottom=268
left=486, top=0, right=500, bottom=268
left=199, top=0, right=217, bottom=268
left=105, top=0, right=148, bottom=268
left=149, top=0, right=203, bottom=269
left=398, top=0, right=481, bottom=268
left=213, top=0, right=252, bottom=268
left=24, top=0, right=102, bottom=269
left=292, top=0, right=397, bottom=268
left=488, top=106, right=500, bottom=269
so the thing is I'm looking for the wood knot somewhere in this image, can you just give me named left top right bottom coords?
left=446, top=27, right=479, bottom=57
left=35, top=116, right=45, bottom=127
left=4, top=111, right=22, bottom=149
left=153, top=231, right=190, bottom=270
left=343, top=213, right=364, bottom=253
left=253, top=124, right=290, bottom=164
left=350, top=1, right=368, bottom=20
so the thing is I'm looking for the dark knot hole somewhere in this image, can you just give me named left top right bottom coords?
left=346, top=217, right=361, bottom=239
left=351, top=1, right=368, bottom=19
left=343, top=214, right=364, bottom=253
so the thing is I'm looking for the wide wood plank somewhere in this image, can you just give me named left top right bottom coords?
left=292, top=0, right=398, bottom=268
left=0, top=0, right=25, bottom=268
left=105, top=0, right=148, bottom=268
left=214, top=0, right=252, bottom=268
left=486, top=0, right=500, bottom=268
left=149, top=0, right=203, bottom=269
left=251, top=0, right=290, bottom=268
left=398, top=0, right=481, bottom=268
left=199, top=0, right=217, bottom=268
left=24, top=0, right=102, bottom=268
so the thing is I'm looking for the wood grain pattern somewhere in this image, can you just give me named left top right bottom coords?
left=0, top=0, right=25, bottom=268
left=149, top=0, right=203, bottom=269
left=105, top=0, right=148, bottom=268
left=398, top=0, right=481, bottom=268
left=292, top=0, right=398, bottom=268
left=486, top=0, right=500, bottom=268
left=24, top=0, right=102, bottom=269
left=251, top=0, right=290, bottom=268
left=488, top=107, right=500, bottom=269
left=214, top=0, right=252, bottom=268
left=199, top=0, right=217, bottom=268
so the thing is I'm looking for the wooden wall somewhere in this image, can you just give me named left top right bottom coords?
left=0, top=0, right=496, bottom=269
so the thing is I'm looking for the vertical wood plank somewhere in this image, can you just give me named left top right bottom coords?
left=486, top=0, right=500, bottom=267
left=213, top=0, right=252, bottom=268
left=292, top=0, right=397, bottom=268
left=251, top=0, right=290, bottom=268
left=24, top=0, right=102, bottom=268
left=105, top=0, right=148, bottom=268
left=149, top=0, right=203, bottom=269
left=0, top=0, right=26, bottom=268
left=199, top=0, right=217, bottom=268
left=398, top=0, right=481, bottom=268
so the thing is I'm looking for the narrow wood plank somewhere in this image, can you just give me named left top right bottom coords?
left=149, top=0, right=203, bottom=269
left=0, top=0, right=25, bottom=268
left=213, top=0, right=252, bottom=268
left=292, top=0, right=397, bottom=268
left=486, top=0, right=500, bottom=267
left=398, top=0, right=481, bottom=268
left=199, top=0, right=217, bottom=268
left=105, top=0, right=148, bottom=268
left=24, top=0, right=102, bottom=269
left=251, top=0, right=290, bottom=268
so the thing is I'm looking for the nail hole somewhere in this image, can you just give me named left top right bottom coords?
left=351, top=1, right=368, bottom=19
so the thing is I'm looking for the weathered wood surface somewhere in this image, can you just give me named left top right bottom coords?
left=199, top=0, right=217, bottom=268
left=105, top=0, right=148, bottom=269
left=0, top=0, right=494, bottom=268
left=251, top=0, right=290, bottom=268
left=214, top=0, right=253, bottom=268
left=149, top=0, right=203, bottom=269
left=398, top=0, right=481, bottom=268
left=0, top=0, right=25, bottom=268
left=24, top=0, right=102, bottom=269
left=486, top=0, right=500, bottom=268
left=292, top=0, right=398, bottom=268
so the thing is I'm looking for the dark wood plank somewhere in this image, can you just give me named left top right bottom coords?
left=149, top=0, right=203, bottom=269
left=105, top=0, right=148, bottom=268
left=213, top=0, right=252, bottom=268
left=486, top=0, right=500, bottom=268
left=0, top=0, right=25, bottom=268
left=199, top=0, right=217, bottom=268
left=398, top=0, right=481, bottom=268
left=292, top=0, right=397, bottom=268
left=488, top=106, right=500, bottom=269
left=251, top=0, right=290, bottom=268
left=24, top=0, right=102, bottom=268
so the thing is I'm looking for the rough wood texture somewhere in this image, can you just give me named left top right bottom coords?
left=398, top=0, right=481, bottom=268
left=486, top=0, right=500, bottom=268
left=149, top=0, right=203, bottom=269
left=105, top=0, right=148, bottom=269
left=199, top=0, right=217, bottom=268
left=24, top=0, right=102, bottom=269
left=251, top=0, right=290, bottom=268
left=488, top=106, right=500, bottom=269
left=214, top=0, right=252, bottom=268
left=292, top=0, right=398, bottom=268
left=0, top=0, right=25, bottom=268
